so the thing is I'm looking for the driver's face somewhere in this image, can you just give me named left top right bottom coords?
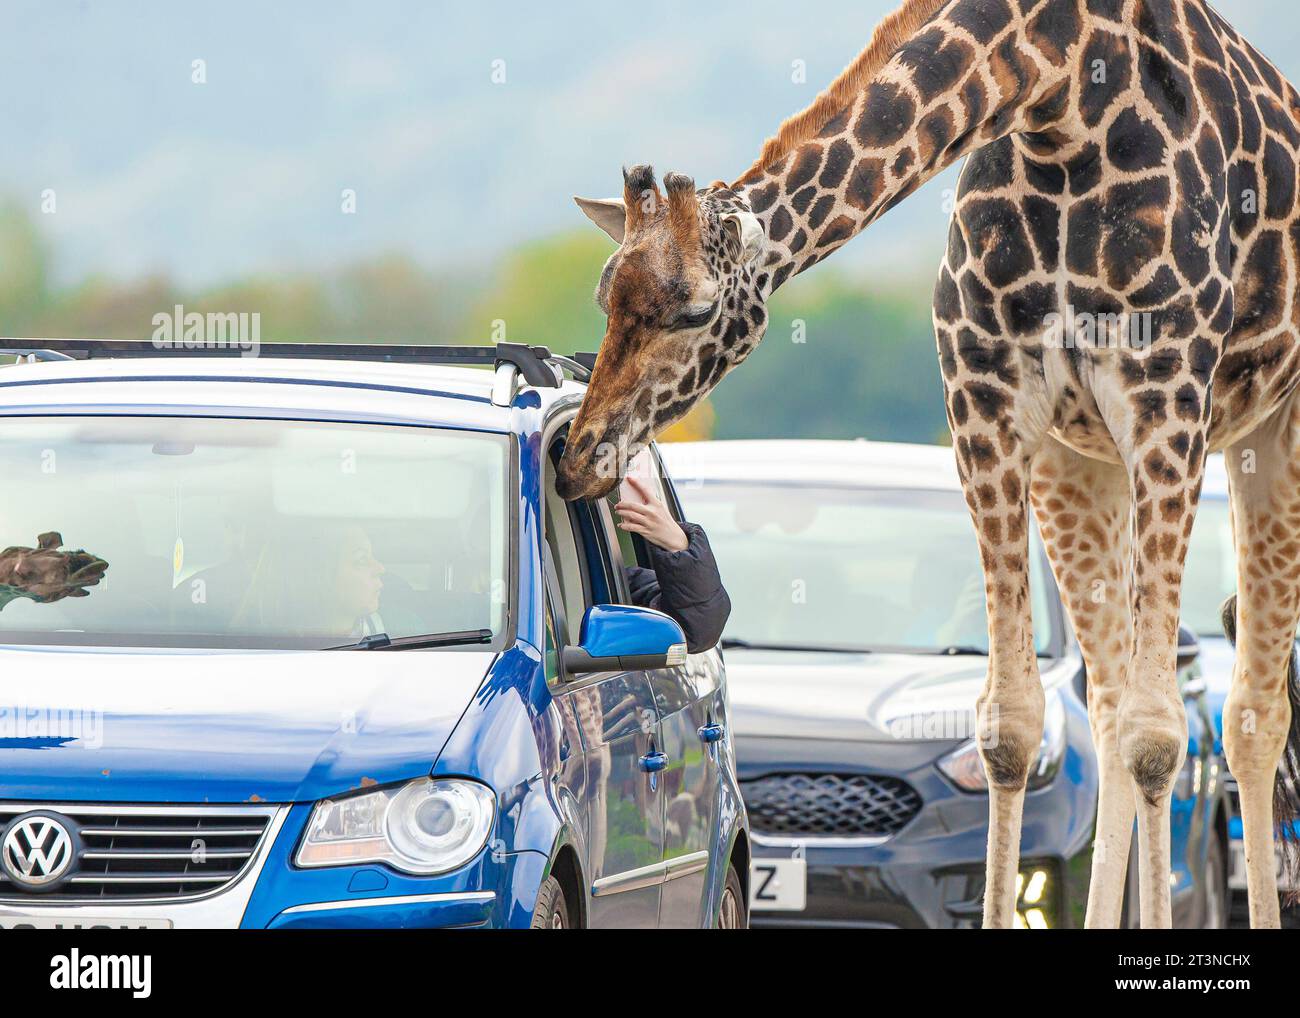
left=336, top=531, right=385, bottom=619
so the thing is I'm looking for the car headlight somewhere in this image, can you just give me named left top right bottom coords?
left=938, top=689, right=1067, bottom=793
left=296, top=778, right=496, bottom=875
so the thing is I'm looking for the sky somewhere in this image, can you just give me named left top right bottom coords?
left=1, top=0, right=1292, bottom=288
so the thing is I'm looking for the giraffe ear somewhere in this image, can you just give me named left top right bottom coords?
left=722, top=210, right=765, bottom=264
left=573, top=196, right=626, bottom=244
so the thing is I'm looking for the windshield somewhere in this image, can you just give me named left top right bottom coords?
left=1183, top=497, right=1234, bottom=638
left=0, top=417, right=510, bottom=649
left=682, top=483, right=1056, bottom=655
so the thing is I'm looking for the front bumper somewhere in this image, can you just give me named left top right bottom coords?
left=749, top=835, right=1086, bottom=929
left=0, top=803, right=548, bottom=929
left=264, top=891, right=497, bottom=929
left=738, top=728, right=1097, bottom=929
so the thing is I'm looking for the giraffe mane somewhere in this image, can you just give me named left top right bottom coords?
left=734, top=0, right=950, bottom=186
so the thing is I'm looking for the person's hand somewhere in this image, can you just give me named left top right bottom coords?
left=614, top=475, right=689, bottom=552
left=0, top=532, right=109, bottom=605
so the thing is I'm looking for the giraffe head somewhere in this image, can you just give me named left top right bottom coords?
left=556, top=165, right=769, bottom=500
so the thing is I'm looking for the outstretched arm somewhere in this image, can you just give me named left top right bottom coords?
left=615, top=476, right=731, bottom=654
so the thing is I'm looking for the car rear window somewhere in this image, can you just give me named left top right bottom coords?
left=679, top=482, right=1056, bottom=656
left=0, top=416, right=510, bottom=649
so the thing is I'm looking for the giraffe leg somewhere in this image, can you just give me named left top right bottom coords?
left=1222, top=390, right=1300, bottom=929
left=948, top=437, right=1043, bottom=928
left=1029, top=435, right=1134, bottom=928
left=1113, top=428, right=1206, bottom=929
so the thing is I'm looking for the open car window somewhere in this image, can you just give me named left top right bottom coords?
left=603, top=448, right=669, bottom=571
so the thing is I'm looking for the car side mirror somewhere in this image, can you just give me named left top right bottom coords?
left=561, top=604, right=687, bottom=675
left=1176, top=624, right=1201, bottom=669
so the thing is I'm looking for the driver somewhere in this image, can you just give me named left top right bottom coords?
left=232, top=522, right=385, bottom=640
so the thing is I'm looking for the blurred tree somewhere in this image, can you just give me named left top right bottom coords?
left=0, top=202, right=52, bottom=334
left=469, top=231, right=610, bottom=351
left=707, top=270, right=950, bottom=445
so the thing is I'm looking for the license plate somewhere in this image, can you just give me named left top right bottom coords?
left=750, top=857, right=807, bottom=912
left=0, top=916, right=172, bottom=930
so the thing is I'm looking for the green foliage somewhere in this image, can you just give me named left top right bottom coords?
left=469, top=231, right=612, bottom=352
left=0, top=203, right=52, bottom=333
left=710, top=270, right=951, bottom=445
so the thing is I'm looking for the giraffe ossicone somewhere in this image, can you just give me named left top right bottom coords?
left=561, top=0, right=1300, bottom=930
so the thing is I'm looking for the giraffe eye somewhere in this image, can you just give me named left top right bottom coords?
left=671, top=302, right=718, bottom=331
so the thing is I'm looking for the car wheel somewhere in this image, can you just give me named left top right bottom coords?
left=530, top=874, right=571, bottom=929
left=1203, top=835, right=1228, bottom=930
left=715, top=863, right=747, bottom=929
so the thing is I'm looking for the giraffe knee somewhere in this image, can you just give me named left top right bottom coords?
left=980, top=734, right=1033, bottom=790
left=975, top=680, right=1044, bottom=790
left=1123, top=735, right=1182, bottom=806
left=1119, top=684, right=1188, bottom=805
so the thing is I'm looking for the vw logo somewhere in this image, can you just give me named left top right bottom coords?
left=1, top=812, right=78, bottom=891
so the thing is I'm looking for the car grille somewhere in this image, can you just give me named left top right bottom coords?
left=0, top=803, right=276, bottom=902
left=741, top=773, right=922, bottom=839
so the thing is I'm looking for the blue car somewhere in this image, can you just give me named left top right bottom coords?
left=0, top=340, right=748, bottom=929
left=662, top=438, right=1227, bottom=928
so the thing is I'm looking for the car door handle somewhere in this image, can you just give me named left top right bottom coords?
left=698, top=723, right=725, bottom=744
left=639, top=751, right=669, bottom=773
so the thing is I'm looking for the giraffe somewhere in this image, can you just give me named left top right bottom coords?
left=555, top=0, right=1300, bottom=929
left=0, top=532, right=108, bottom=611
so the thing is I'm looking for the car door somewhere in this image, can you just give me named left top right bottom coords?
left=601, top=447, right=725, bottom=928
left=543, top=438, right=665, bottom=929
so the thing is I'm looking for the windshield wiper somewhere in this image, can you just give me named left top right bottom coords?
left=932, top=645, right=988, bottom=657
left=720, top=637, right=871, bottom=654
left=326, top=628, right=493, bottom=651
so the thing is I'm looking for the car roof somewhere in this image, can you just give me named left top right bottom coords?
left=663, top=439, right=1234, bottom=502
left=659, top=438, right=963, bottom=491
left=0, top=356, right=587, bottom=430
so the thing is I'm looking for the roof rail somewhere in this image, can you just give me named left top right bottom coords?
left=0, top=338, right=597, bottom=390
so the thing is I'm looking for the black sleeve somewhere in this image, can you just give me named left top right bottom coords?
left=624, top=522, right=731, bottom=655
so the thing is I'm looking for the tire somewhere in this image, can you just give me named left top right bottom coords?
left=530, top=874, right=571, bottom=929
left=1203, top=834, right=1228, bottom=929
left=715, top=863, right=748, bottom=929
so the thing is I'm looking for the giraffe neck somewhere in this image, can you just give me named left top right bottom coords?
left=736, top=0, right=1083, bottom=294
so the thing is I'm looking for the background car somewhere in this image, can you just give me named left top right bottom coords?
left=661, top=438, right=1227, bottom=928
left=0, top=340, right=748, bottom=929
